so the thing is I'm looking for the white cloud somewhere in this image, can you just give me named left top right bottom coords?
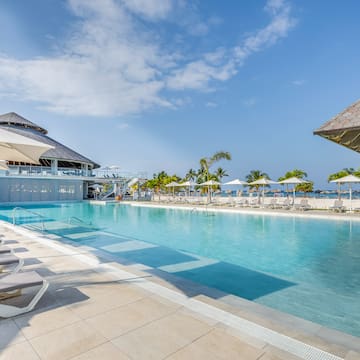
left=292, top=79, right=305, bottom=86
left=166, top=56, right=237, bottom=90
left=241, top=1, right=295, bottom=54
left=265, top=0, right=287, bottom=15
left=0, top=0, right=296, bottom=117
left=205, top=101, right=218, bottom=108
left=242, top=98, right=257, bottom=107
left=166, top=0, right=295, bottom=92
left=117, top=122, right=130, bottom=130
left=122, top=0, right=173, bottom=20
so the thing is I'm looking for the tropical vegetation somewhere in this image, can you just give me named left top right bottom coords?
left=143, top=171, right=180, bottom=194
left=278, top=169, right=307, bottom=181
left=327, top=167, right=360, bottom=182
left=245, top=170, right=269, bottom=190
left=141, top=159, right=360, bottom=196
left=142, top=151, right=232, bottom=193
left=278, top=168, right=314, bottom=193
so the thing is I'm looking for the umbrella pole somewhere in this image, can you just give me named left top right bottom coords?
left=263, top=185, right=265, bottom=205
left=349, top=184, right=352, bottom=212
left=293, top=187, right=295, bottom=205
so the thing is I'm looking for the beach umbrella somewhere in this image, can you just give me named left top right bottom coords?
left=199, top=180, right=221, bottom=202
left=249, top=178, right=278, bottom=203
left=0, top=128, right=54, bottom=164
left=278, top=177, right=309, bottom=204
left=223, top=179, right=248, bottom=186
left=165, top=181, right=180, bottom=196
left=179, top=180, right=197, bottom=196
left=330, top=174, right=360, bottom=211
left=223, top=179, right=248, bottom=197
left=200, top=180, right=221, bottom=186
left=222, top=179, right=248, bottom=197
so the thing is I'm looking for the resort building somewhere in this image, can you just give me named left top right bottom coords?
left=0, top=112, right=100, bottom=202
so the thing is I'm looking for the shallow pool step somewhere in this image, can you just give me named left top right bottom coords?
left=158, top=257, right=219, bottom=273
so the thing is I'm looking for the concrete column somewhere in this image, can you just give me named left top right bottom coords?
left=81, top=163, right=88, bottom=176
left=51, top=159, right=58, bottom=175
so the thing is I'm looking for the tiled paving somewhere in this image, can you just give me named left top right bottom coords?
left=0, top=224, right=359, bottom=360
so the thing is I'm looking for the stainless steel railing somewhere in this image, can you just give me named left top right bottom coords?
left=12, top=207, right=46, bottom=231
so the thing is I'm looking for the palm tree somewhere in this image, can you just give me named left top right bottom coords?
left=296, top=181, right=314, bottom=194
left=344, top=167, right=355, bottom=175
left=215, top=167, right=228, bottom=181
left=199, top=151, right=231, bottom=182
left=144, top=171, right=179, bottom=194
left=246, top=170, right=269, bottom=191
left=278, top=169, right=309, bottom=193
left=328, top=169, right=353, bottom=182
left=278, top=169, right=307, bottom=182
left=185, top=168, right=197, bottom=182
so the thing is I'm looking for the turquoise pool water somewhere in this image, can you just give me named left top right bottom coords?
left=0, top=202, right=359, bottom=337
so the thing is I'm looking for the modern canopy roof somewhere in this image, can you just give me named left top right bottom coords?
left=0, top=128, right=54, bottom=164
left=314, top=99, right=360, bottom=153
left=0, top=112, right=100, bottom=168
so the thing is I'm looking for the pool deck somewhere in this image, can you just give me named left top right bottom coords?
left=131, top=199, right=360, bottom=221
left=0, top=211, right=359, bottom=360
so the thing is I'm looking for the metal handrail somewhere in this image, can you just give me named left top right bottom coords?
left=12, top=207, right=46, bottom=231
left=68, top=216, right=94, bottom=228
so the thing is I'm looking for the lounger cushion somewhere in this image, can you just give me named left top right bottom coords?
left=0, top=271, right=44, bottom=292
left=0, top=255, right=20, bottom=265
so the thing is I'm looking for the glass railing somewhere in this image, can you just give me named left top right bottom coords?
left=3, top=165, right=94, bottom=178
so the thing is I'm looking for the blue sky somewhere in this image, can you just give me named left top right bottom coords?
left=1, top=0, right=360, bottom=188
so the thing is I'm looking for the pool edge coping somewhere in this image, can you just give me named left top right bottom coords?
left=126, top=200, right=360, bottom=222
left=2, top=220, right=358, bottom=360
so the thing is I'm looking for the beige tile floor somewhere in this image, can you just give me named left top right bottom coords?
left=0, top=225, right=359, bottom=360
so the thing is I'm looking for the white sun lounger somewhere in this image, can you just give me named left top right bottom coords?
left=278, top=198, right=291, bottom=209
left=0, top=246, right=13, bottom=255
left=294, top=199, right=311, bottom=211
left=265, top=198, right=278, bottom=209
left=235, top=199, right=249, bottom=207
left=0, top=271, right=48, bottom=317
left=329, top=200, right=345, bottom=213
left=0, top=254, right=24, bottom=273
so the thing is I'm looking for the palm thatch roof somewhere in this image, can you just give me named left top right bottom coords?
left=0, top=112, right=47, bottom=134
left=0, top=112, right=100, bottom=168
left=314, top=99, right=360, bottom=153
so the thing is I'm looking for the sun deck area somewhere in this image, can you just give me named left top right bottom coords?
left=0, top=219, right=359, bottom=360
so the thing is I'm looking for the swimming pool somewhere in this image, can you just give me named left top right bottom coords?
left=1, top=202, right=359, bottom=337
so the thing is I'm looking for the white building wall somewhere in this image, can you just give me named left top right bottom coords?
left=0, top=178, right=84, bottom=202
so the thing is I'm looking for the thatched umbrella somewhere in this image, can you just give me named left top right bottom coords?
left=314, top=99, right=360, bottom=153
